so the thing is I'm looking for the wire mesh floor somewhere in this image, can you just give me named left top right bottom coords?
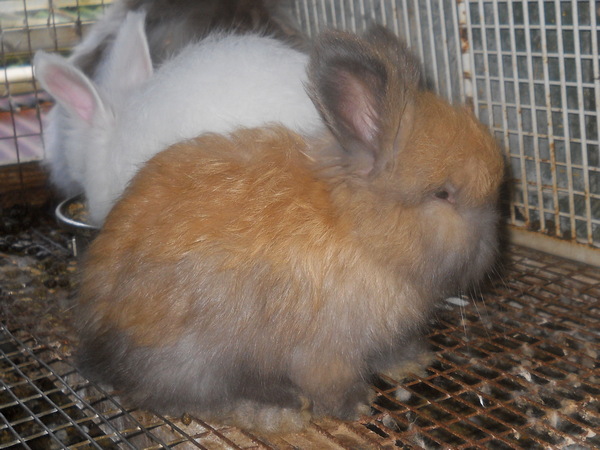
left=1, top=206, right=599, bottom=449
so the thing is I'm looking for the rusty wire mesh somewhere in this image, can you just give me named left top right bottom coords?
left=1, top=209, right=599, bottom=449
left=1, top=1, right=599, bottom=447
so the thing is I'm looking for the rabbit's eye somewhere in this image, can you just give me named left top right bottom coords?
left=434, top=189, right=450, bottom=200
left=434, top=188, right=457, bottom=204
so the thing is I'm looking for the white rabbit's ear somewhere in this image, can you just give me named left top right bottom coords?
left=34, top=51, right=105, bottom=124
left=308, top=26, right=421, bottom=176
left=98, top=11, right=152, bottom=92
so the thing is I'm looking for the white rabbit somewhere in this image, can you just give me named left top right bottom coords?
left=35, top=11, right=321, bottom=225
left=41, top=0, right=306, bottom=198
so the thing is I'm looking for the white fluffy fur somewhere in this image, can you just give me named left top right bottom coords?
left=40, top=2, right=131, bottom=198
left=35, top=12, right=321, bottom=225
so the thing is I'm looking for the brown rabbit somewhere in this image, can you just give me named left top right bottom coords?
left=76, top=26, right=504, bottom=431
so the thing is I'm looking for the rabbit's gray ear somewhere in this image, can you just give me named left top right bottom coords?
left=96, top=11, right=153, bottom=92
left=34, top=52, right=106, bottom=124
left=307, top=26, right=421, bottom=176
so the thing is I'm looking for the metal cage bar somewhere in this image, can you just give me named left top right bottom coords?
left=0, top=0, right=599, bottom=255
left=2, top=238, right=599, bottom=448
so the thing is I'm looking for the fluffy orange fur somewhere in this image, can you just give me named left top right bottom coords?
left=82, top=127, right=426, bottom=349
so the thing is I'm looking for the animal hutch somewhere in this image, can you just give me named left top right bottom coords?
left=0, top=0, right=598, bottom=448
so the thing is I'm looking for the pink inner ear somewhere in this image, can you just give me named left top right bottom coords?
left=337, top=71, right=379, bottom=147
left=46, top=65, right=98, bottom=123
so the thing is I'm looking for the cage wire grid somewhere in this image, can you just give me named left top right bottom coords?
left=1, top=1, right=600, bottom=248
left=1, top=0, right=103, bottom=164
left=1, top=0, right=600, bottom=449
left=292, top=0, right=600, bottom=250
left=1, top=224, right=599, bottom=448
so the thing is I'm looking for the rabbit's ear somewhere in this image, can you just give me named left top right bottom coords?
left=308, top=26, right=421, bottom=176
left=97, top=11, right=153, bottom=92
left=33, top=13, right=151, bottom=125
left=34, top=52, right=106, bottom=124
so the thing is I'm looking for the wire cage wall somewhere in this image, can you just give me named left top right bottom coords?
left=292, top=0, right=600, bottom=262
left=1, top=212, right=599, bottom=448
left=1, top=0, right=599, bottom=263
left=0, top=0, right=600, bottom=448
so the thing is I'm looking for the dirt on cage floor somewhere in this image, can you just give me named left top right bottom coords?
left=0, top=205, right=599, bottom=449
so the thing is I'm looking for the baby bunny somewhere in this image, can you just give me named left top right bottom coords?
left=76, top=26, right=504, bottom=431
left=40, top=0, right=306, bottom=200
left=35, top=11, right=321, bottom=225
